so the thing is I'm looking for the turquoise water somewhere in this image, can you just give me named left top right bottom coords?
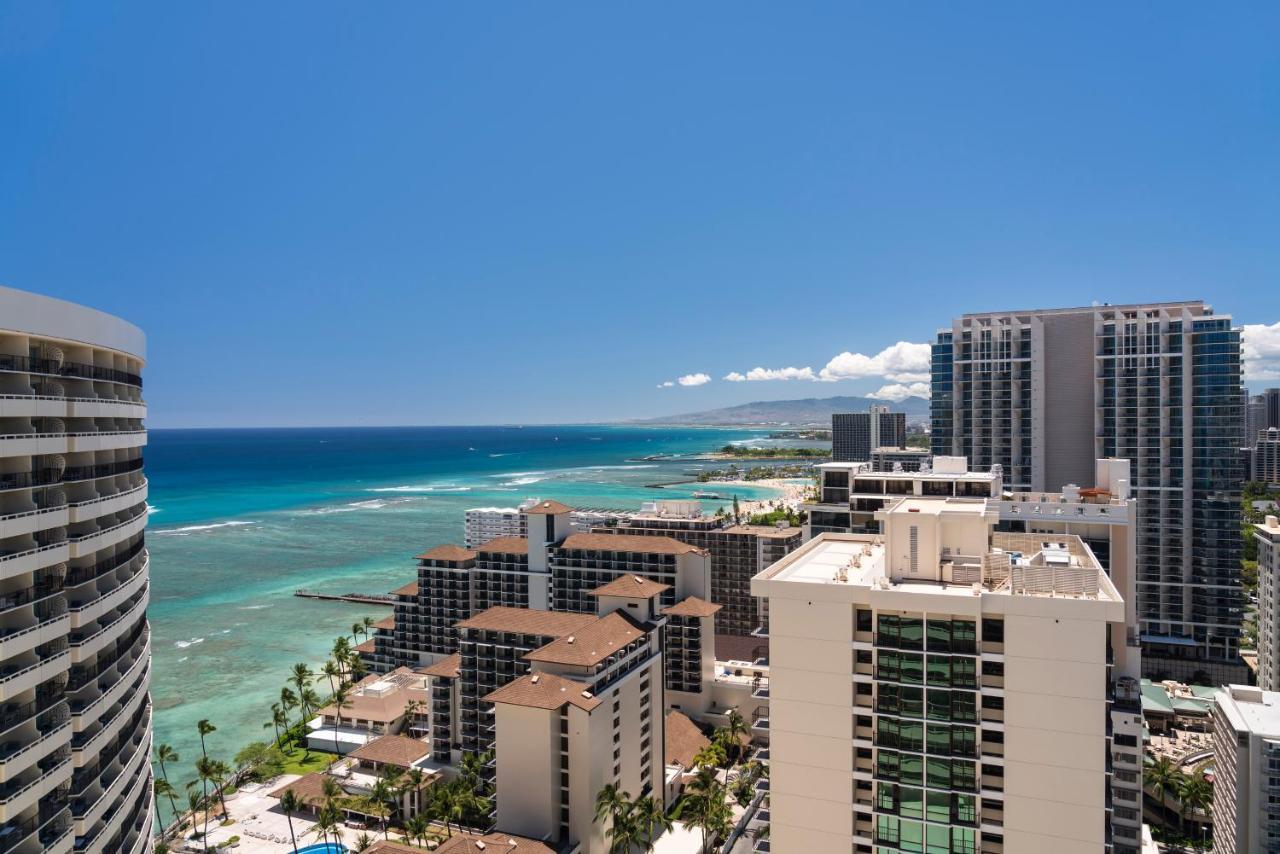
left=296, top=845, right=348, bottom=854
left=146, top=425, right=781, bottom=812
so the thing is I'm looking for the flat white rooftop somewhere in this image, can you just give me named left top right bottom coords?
left=762, top=537, right=885, bottom=586
left=1217, top=685, right=1280, bottom=735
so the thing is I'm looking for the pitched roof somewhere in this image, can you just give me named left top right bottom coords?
left=363, top=842, right=425, bottom=854
left=391, top=580, right=419, bottom=597
left=560, top=532, right=705, bottom=555
left=269, top=772, right=331, bottom=808
left=373, top=616, right=396, bottom=630
left=433, top=832, right=558, bottom=854
left=416, top=544, right=479, bottom=563
left=355, top=638, right=376, bottom=654
left=484, top=672, right=601, bottom=712
left=418, top=652, right=461, bottom=679
left=456, top=606, right=596, bottom=638
left=349, top=734, right=434, bottom=768
left=523, top=611, right=649, bottom=667
left=665, top=710, right=710, bottom=769
left=523, top=499, right=574, bottom=515
left=588, top=575, right=671, bottom=599
left=476, top=536, right=530, bottom=555
left=662, top=596, right=722, bottom=618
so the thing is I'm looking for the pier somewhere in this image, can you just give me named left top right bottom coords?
left=294, top=590, right=396, bottom=606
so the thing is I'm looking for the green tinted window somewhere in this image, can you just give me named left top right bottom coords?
left=926, top=757, right=951, bottom=789
left=952, top=827, right=976, bottom=854
left=878, top=614, right=899, bottom=646
left=927, top=656, right=951, bottom=686
left=899, top=618, right=925, bottom=651
left=952, top=657, right=978, bottom=689
left=900, top=785, right=923, bottom=820
left=952, top=620, right=977, bottom=653
left=899, top=819, right=924, bottom=853
left=899, top=753, right=923, bottom=785
left=926, top=824, right=951, bottom=854
left=902, top=686, right=924, bottom=718
left=900, top=720, right=924, bottom=752
left=901, top=653, right=925, bottom=685
left=925, top=790, right=950, bottom=823
left=927, top=619, right=952, bottom=652
left=956, top=793, right=976, bottom=825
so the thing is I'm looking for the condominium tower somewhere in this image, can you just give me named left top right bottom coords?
left=931, top=302, right=1245, bottom=678
left=1212, top=684, right=1280, bottom=853
left=1255, top=516, right=1280, bottom=693
left=833, top=407, right=908, bottom=463
left=0, top=286, right=152, bottom=854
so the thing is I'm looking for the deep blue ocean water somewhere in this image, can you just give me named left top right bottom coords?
left=144, top=425, right=782, bottom=805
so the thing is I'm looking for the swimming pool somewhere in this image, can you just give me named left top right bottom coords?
left=295, top=844, right=348, bottom=854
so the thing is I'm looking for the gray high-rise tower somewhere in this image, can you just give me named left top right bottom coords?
left=931, top=301, right=1245, bottom=679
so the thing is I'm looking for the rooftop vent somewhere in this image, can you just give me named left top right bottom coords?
left=566, top=636, right=575, bottom=644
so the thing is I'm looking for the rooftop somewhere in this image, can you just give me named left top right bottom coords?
left=484, top=672, right=601, bottom=712
left=588, top=575, right=671, bottom=599
left=476, top=536, right=530, bottom=555
left=391, top=580, right=419, bottom=597
left=524, top=499, right=574, bottom=515
left=418, top=652, right=462, bottom=679
left=269, top=772, right=330, bottom=808
left=721, top=524, right=802, bottom=539
left=316, top=667, right=428, bottom=722
left=662, top=596, right=722, bottom=618
left=1216, top=685, right=1280, bottom=735
left=457, top=606, right=597, bottom=638
left=348, top=734, right=434, bottom=769
left=417, top=544, right=479, bottom=563
left=665, top=710, right=710, bottom=770
left=560, top=532, right=706, bottom=555
left=433, top=832, right=558, bottom=854
left=523, top=611, right=650, bottom=667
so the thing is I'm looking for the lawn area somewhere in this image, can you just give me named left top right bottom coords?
left=279, top=744, right=336, bottom=776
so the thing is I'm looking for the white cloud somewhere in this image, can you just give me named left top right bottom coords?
left=677, top=373, right=711, bottom=387
left=723, top=366, right=817, bottom=382
left=867, top=382, right=932, bottom=402
left=819, top=341, right=931, bottom=383
left=656, top=381, right=675, bottom=388
left=1244, top=321, right=1280, bottom=382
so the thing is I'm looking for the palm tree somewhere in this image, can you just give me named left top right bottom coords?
left=354, top=831, right=375, bottom=852
left=154, top=778, right=178, bottom=830
left=1144, top=755, right=1185, bottom=828
left=310, top=804, right=337, bottom=848
left=300, top=687, right=323, bottom=725
left=679, top=765, right=732, bottom=853
left=209, top=758, right=232, bottom=815
left=1177, top=770, right=1213, bottom=835
left=195, top=720, right=216, bottom=850
left=278, top=789, right=302, bottom=853
left=265, top=702, right=288, bottom=746
left=721, top=709, right=749, bottom=765
left=330, top=684, right=351, bottom=757
left=280, top=686, right=299, bottom=731
left=351, top=621, right=364, bottom=645
left=320, top=660, right=341, bottom=697
left=371, top=778, right=395, bottom=839
left=291, top=662, right=315, bottom=710
left=154, top=743, right=181, bottom=823
left=633, top=795, right=673, bottom=852
left=605, top=806, right=642, bottom=854
left=595, top=782, right=632, bottom=825
left=405, top=813, right=431, bottom=847
left=194, top=756, right=220, bottom=840
left=349, top=655, right=369, bottom=683
left=332, top=638, right=352, bottom=683
left=362, top=615, right=376, bottom=640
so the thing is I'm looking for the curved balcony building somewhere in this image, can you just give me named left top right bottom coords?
left=0, top=286, right=150, bottom=854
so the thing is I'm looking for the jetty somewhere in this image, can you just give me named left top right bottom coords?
left=294, top=590, right=396, bottom=606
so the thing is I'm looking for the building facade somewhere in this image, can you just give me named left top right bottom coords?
left=1212, top=684, right=1280, bottom=853
left=1255, top=516, right=1280, bottom=693
left=1254, top=428, right=1280, bottom=485
left=833, top=407, right=908, bottom=463
left=752, top=497, right=1137, bottom=853
left=0, top=286, right=152, bottom=854
left=931, top=302, right=1245, bottom=675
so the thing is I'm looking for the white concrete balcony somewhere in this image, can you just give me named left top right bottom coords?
left=0, top=612, right=70, bottom=661
left=67, top=481, right=147, bottom=525
left=0, top=753, right=71, bottom=822
left=124, top=795, right=154, bottom=854
left=0, top=505, right=69, bottom=540
left=0, top=648, right=70, bottom=702
left=74, top=713, right=149, bottom=838
left=73, top=661, right=150, bottom=754
left=68, top=513, right=146, bottom=559
left=66, top=399, right=146, bottom=420
left=66, top=431, right=147, bottom=454
left=68, top=558, right=148, bottom=628
left=82, top=755, right=149, bottom=854
left=69, top=587, right=147, bottom=663
left=71, top=636, right=149, bottom=726
left=0, top=719, right=71, bottom=784
left=0, top=395, right=69, bottom=419
left=0, top=433, right=72, bottom=457
left=0, top=542, right=69, bottom=581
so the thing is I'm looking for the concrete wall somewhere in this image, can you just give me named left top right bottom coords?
left=0, top=285, right=145, bottom=359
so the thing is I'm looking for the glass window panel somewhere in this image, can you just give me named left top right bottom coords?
left=952, top=760, right=976, bottom=792
left=952, top=657, right=977, bottom=689
left=953, top=691, right=978, bottom=723
left=902, top=687, right=924, bottom=718
left=901, top=721, right=924, bottom=752
left=925, top=790, right=950, bottom=823
left=956, top=794, right=976, bottom=825
left=900, top=754, right=923, bottom=785
left=926, top=824, right=951, bottom=854
left=877, top=783, right=897, bottom=812
left=927, top=657, right=951, bottom=687
left=927, top=690, right=952, bottom=721
left=876, top=815, right=899, bottom=844
left=952, top=827, right=976, bottom=854
left=927, top=724, right=951, bottom=755
left=952, top=620, right=977, bottom=653
left=902, top=653, right=925, bottom=685
left=900, top=820, right=924, bottom=853
left=927, top=619, right=951, bottom=652
left=900, top=618, right=925, bottom=651
left=878, top=614, right=899, bottom=647
left=926, top=757, right=951, bottom=789
left=953, top=726, right=977, bottom=758
left=900, top=786, right=923, bottom=820
left=878, top=650, right=900, bottom=681
left=877, top=750, right=899, bottom=780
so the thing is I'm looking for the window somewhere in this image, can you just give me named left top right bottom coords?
left=857, top=609, right=874, bottom=633
left=982, top=618, right=1004, bottom=644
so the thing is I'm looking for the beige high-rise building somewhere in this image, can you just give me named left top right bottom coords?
left=0, top=286, right=151, bottom=854
left=752, top=496, right=1130, bottom=853
left=1255, top=516, right=1280, bottom=693
left=1212, top=684, right=1280, bottom=853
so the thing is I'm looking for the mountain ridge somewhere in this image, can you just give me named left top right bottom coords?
left=629, top=395, right=931, bottom=426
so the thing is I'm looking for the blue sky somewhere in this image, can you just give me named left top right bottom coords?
left=2, top=3, right=1278, bottom=427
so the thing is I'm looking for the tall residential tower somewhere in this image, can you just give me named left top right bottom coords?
left=931, top=302, right=1244, bottom=679
left=0, top=286, right=151, bottom=854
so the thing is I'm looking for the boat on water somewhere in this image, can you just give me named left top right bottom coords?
left=692, top=490, right=726, bottom=499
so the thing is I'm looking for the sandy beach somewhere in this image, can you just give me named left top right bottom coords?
left=707, top=477, right=812, bottom=518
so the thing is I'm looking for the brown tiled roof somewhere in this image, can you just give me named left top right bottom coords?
left=477, top=536, right=529, bottom=555
left=523, top=611, right=650, bottom=667
left=715, top=633, right=765, bottom=663
left=665, top=710, right=710, bottom=769
left=484, top=672, right=601, bottom=712
left=269, top=772, right=330, bottom=808
left=363, top=842, right=424, bottom=854
left=391, top=580, right=419, bottom=597
left=523, top=499, right=573, bottom=515
left=355, top=638, right=376, bottom=654
left=457, top=606, right=595, bottom=637
left=373, top=616, right=395, bottom=630
left=722, top=524, right=803, bottom=539
left=561, top=533, right=706, bottom=555
left=662, top=596, right=722, bottom=618
left=434, top=832, right=558, bottom=854
left=349, top=734, right=434, bottom=769
left=416, top=544, right=478, bottom=562
left=418, top=652, right=462, bottom=679
left=588, top=575, right=671, bottom=599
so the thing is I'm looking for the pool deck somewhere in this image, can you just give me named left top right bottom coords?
left=172, top=775, right=326, bottom=853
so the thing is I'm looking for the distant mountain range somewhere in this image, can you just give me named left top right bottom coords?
left=632, top=395, right=931, bottom=426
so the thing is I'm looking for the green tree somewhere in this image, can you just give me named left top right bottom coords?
left=195, top=720, right=216, bottom=850
left=235, top=741, right=287, bottom=781
left=291, top=663, right=316, bottom=716
left=329, top=684, right=351, bottom=757
left=154, top=777, right=179, bottom=831
left=278, top=789, right=303, bottom=853
left=1177, top=770, right=1213, bottom=834
left=371, top=777, right=396, bottom=839
left=154, top=743, right=181, bottom=824
left=676, top=765, right=732, bottom=853
left=634, top=795, right=673, bottom=852
left=1145, top=756, right=1185, bottom=827
left=264, top=702, right=288, bottom=746
left=404, top=813, right=431, bottom=847
left=280, top=687, right=299, bottom=731
left=320, top=660, right=341, bottom=697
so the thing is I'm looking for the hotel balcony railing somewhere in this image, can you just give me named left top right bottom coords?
left=0, top=354, right=142, bottom=388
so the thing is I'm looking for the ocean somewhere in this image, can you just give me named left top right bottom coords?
left=144, top=424, right=788, bottom=800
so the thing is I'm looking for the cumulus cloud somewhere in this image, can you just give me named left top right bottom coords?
left=1244, top=321, right=1280, bottom=382
left=677, top=373, right=711, bottom=387
left=656, top=381, right=675, bottom=388
left=723, top=366, right=817, bottom=382
left=867, top=382, right=932, bottom=402
left=819, top=341, right=932, bottom=383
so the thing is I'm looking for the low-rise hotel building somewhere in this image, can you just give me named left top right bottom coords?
left=1212, top=684, right=1280, bottom=853
left=0, top=286, right=151, bottom=854
left=752, top=496, right=1133, bottom=853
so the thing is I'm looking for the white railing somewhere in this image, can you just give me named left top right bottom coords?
left=67, top=481, right=147, bottom=510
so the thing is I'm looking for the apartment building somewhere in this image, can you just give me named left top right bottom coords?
left=803, top=456, right=1001, bottom=538
left=1212, top=684, right=1280, bottom=853
left=833, top=407, right=908, bottom=463
left=1255, top=516, right=1280, bottom=693
left=601, top=501, right=801, bottom=637
left=931, top=302, right=1245, bottom=678
left=464, top=499, right=629, bottom=549
left=872, top=447, right=933, bottom=473
left=487, top=579, right=665, bottom=853
left=1254, top=428, right=1280, bottom=484
left=752, top=497, right=1135, bottom=853
left=0, top=287, right=152, bottom=854
left=548, top=532, right=710, bottom=615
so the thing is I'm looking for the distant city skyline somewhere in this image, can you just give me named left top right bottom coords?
left=3, top=3, right=1279, bottom=427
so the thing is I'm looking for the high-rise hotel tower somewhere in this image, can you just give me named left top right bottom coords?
left=0, top=287, right=151, bottom=854
left=931, top=302, right=1244, bottom=679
